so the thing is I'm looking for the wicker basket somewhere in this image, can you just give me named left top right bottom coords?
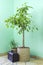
left=17, top=47, right=30, bottom=62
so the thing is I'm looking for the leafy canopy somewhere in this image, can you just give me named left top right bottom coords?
left=5, top=3, right=38, bottom=34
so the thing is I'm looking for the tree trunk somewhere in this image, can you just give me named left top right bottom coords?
left=23, top=30, right=25, bottom=47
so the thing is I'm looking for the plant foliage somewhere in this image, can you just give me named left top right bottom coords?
left=10, top=40, right=17, bottom=49
left=5, top=3, right=38, bottom=34
left=5, top=3, right=38, bottom=47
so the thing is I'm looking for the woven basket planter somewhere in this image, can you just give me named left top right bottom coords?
left=17, top=47, right=30, bottom=62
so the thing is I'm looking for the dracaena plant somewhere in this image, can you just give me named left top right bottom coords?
left=10, top=40, right=18, bottom=49
left=5, top=3, right=38, bottom=48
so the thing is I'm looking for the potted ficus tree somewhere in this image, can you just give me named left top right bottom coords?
left=5, top=3, right=38, bottom=61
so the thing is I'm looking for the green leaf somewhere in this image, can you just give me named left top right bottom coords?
left=36, top=27, right=38, bottom=30
left=6, top=23, right=9, bottom=28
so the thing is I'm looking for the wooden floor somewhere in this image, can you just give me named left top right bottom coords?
left=31, top=59, right=43, bottom=65
left=0, top=56, right=43, bottom=65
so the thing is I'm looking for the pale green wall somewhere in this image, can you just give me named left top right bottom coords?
left=14, top=0, right=43, bottom=57
left=0, top=0, right=43, bottom=57
left=0, top=0, right=14, bottom=53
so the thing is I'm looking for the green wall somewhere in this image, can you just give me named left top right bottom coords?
left=14, top=0, right=43, bottom=57
left=0, top=0, right=14, bottom=53
left=0, top=0, right=43, bottom=58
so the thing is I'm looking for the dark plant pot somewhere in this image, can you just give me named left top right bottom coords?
left=17, top=47, right=30, bottom=62
left=12, top=48, right=17, bottom=53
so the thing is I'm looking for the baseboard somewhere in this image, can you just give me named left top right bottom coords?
left=0, top=52, right=7, bottom=56
left=30, top=55, right=42, bottom=59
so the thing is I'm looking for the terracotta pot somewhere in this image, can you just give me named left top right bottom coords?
left=17, top=47, right=30, bottom=62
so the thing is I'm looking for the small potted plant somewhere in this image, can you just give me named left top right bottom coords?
left=10, top=40, right=18, bottom=52
left=5, top=3, right=38, bottom=61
